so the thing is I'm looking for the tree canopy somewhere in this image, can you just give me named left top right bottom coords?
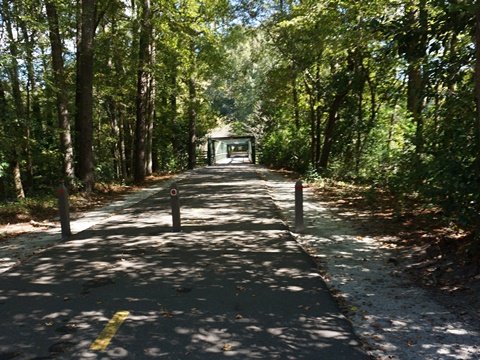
left=1, top=0, right=480, bottom=238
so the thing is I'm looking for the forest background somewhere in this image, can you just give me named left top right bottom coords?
left=1, top=0, right=480, bottom=249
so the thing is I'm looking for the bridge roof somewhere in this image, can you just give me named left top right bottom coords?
left=209, top=136, right=254, bottom=146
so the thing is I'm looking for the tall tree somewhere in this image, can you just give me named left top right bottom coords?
left=187, top=74, right=197, bottom=169
left=404, top=0, right=428, bottom=155
left=475, top=5, right=480, bottom=175
left=318, top=61, right=356, bottom=171
left=17, top=2, right=38, bottom=191
left=1, top=0, right=25, bottom=199
left=45, top=0, right=75, bottom=187
left=77, top=0, right=96, bottom=192
left=146, top=27, right=156, bottom=176
left=0, top=78, right=9, bottom=199
left=134, top=0, right=153, bottom=183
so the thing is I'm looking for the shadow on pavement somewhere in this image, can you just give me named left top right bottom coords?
left=0, top=164, right=369, bottom=359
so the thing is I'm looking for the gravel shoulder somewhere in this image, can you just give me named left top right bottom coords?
left=257, top=166, right=480, bottom=360
left=1, top=165, right=479, bottom=360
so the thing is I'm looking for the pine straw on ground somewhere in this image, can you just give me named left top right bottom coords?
left=311, top=180, right=480, bottom=284
left=273, top=167, right=479, bottom=326
left=308, top=179, right=480, bottom=328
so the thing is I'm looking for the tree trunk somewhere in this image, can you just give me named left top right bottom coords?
left=309, top=95, right=316, bottom=167
left=110, top=17, right=128, bottom=180
left=291, top=66, right=300, bottom=130
left=46, top=1, right=75, bottom=187
left=0, top=78, right=17, bottom=199
left=146, top=32, right=156, bottom=176
left=109, top=98, right=121, bottom=178
left=106, top=19, right=120, bottom=179
left=2, top=0, right=26, bottom=199
left=355, top=80, right=365, bottom=176
left=134, top=0, right=152, bottom=183
left=475, top=8, right=480, bottom=175
left=318, top=91, right=350, bottom=171
left=170, top=69, right=180, bottom=155
left=20, top=22, right=36, bottom=192
left=407, top=63, right=424, bottom=153
left=134, top=73, right=148, bottom=183
left=77, top=0, right=96, bottom=192
left=11, top=157, right=25, bottom=200
left=75, top=0, right=82, bottom=176
left=128, top=119, right=135, bottom=177
left=107, top=103, right=128, bottom=182
left=120, top=118, right=128, bottom=179
left=187, top=76, right=197, bottom=170
left=0, top=80, right=6, bottom=199
left=304, top=78, right=316, bottom=167
left=405, top=1, right=427, bottom=155
left=146, top=104, right=153, bottom=176
left=315, top=77, right=322, bottom=165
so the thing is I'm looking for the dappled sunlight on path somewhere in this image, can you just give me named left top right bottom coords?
left=0, top=164, right=367, bottom=359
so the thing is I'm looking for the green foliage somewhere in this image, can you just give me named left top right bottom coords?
left=261, top=124, right=310, bottom=173
left=156, top=142, right=188, bottom=173
left=235, top=0, right=480, bottom=238
left=1, top=0, right=480, bottom=240
left=0, top=162, right=8, bottom=178
left=303, top=165, right=324, bottom=184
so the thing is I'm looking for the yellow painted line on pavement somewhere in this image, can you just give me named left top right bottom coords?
left=90, top=310, right=130, bottom=351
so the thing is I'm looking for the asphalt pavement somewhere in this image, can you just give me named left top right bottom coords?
left=0, top=163, right=370, bottom=359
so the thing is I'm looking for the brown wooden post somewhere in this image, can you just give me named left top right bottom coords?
left=57, top=184, right=71, bottom=239
left=170, top=182, right=181, bottom=232
left=295, top=181, right=304, bottom=233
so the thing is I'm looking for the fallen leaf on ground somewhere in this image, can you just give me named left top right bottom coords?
left=162, top=311, right=173, bottom=318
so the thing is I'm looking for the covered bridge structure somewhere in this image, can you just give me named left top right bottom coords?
left=207, top=136, right=256, bottom=165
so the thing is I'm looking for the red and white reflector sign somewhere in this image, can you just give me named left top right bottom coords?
left=170, top=188, right=178, bottom=197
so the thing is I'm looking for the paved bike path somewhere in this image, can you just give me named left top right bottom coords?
left=0, top=164, right=369, bottom=359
